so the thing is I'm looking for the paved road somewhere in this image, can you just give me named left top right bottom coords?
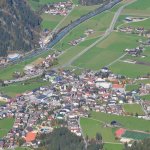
left=61, top=0, right=137, bottom=68
left=78, top=117, right=88, bottom=149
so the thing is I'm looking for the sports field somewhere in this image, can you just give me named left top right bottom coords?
left=123, top=104, right=144, bottom=115
left=0, top=118, right=14, bottom=138
left=122, top=130, right=150, bottom=140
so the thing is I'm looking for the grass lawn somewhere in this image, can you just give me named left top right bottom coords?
left=73, top=32, right=142, bottom=70
left=90, top=111, right=150, bottom=132
left=140, top=95, right=150, bottom=101
left=0, top=78, right=49, bottom=97
left=103, top=143, right=124, bottom=150
left=80, top=117, right=117, bottom=142
left=126, top=84, right=140, bottom=91
left=123, top=104, right=144, bottom=115
left=110, top=61, right=150, bottom=78
left=0, top=118, right=14, bottom=138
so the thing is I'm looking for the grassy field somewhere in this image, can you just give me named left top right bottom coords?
left=55, top=37, right=99, bottom=67
left=140, top=95, right=150, bottom=101
left=90, top=111, right=150, bottom=131
left=0, top=118, right=14, bottom=138
left=0, top=78, right=49, bottom=97
left=110, top=61, right=150, bottom=78
left=122, top=0, right=150, bottom=16
left=123, top=104, right=144, bottom=115
left=73, top=32, right=142, bottom=70
left=103, top=143, right=124, bottom=150
left=80, top=118, right=117, bottom=142
left=41, top=13, right=64, bottom=30
left=126, top=84, right=140, bottom=91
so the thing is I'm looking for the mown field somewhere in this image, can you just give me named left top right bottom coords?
left=80, top=118, right=117, bottom=142
left=73, top=32, right=143, bottom=71
left=110, top=61, right=150, bottom=78
left=90, top=111, right=150, bottom=131
left=122, top=0, right=150, bottom=16
left=123, top=104, right=144, bottom=115
left=0, top=118, right=14, bottom=138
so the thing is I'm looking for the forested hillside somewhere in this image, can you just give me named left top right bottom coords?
left=79, top=0, right=108, bottom=6
left=0, top=0, right=41, bottom=56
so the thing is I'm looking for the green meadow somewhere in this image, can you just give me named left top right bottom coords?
left=110, top=61, right=150, bottom=78
left=123, top=104, right=144, bottom=115
left=90, top=111, right=150, bottom=131
left=0, top=118, right=14, bottom=138
left=73, top=32, right=142, bottom=70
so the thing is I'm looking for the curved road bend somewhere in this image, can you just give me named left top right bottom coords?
left=61, top=0, right=137, bottom=68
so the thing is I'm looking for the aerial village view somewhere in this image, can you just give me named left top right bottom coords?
left=0, top=0, right=150, bottom=150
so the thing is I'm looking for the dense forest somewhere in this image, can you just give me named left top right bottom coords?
left=124, top=138, right=150, bottom=150
left=0, top=0, right=41, bottom=56
left=37, top=127, right=85, bottom=150
left=79, top=0, right=109, bottom=6
left=37, top=127, right=103, bottom=150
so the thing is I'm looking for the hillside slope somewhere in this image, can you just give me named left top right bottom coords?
left=0, top=0, right=41, bottom=56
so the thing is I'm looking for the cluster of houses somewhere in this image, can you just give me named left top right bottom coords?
left=118, top=26, right=150, bottom=38
left=124, top=17, right=146, bottom=23
left=69, top=37, right=85, bottom=46
left=44, top=1, right=73, bottom=16
left=139, top=83, right=150, bottom=95
left=69, top=29, right=94, bottom=46
left=1, top=68, right=150, bottom=148
left=3, top=51, right=61, bottom=85
left=124, top=46, right=144, bottom=57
